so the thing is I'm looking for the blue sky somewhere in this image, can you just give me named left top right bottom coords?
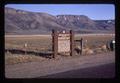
left=5, top=4, right=115, bottom=20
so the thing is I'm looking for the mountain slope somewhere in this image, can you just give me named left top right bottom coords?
left=5, top=7, right=115, bottom=34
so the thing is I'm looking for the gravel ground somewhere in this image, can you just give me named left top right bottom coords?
left=5, top=51, right=115, bottom=78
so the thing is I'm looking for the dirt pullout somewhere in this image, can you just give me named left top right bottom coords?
left=5, top=52, right=115, bottom=78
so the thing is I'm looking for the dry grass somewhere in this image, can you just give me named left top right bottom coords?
left=75, top=35, right=114, bottom=49
left=5, top=36, right=52, bottom=51
left=5, top=34, right=115, bottom=65
left=5, top=52, right=46, bottom=65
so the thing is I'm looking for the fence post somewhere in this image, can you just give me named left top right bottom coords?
left=24, top=43, right=27, bottom=55
left=70, top=30, right=74, bottom=56
left=52, top=29, right=58, bottom=58
left=80, top=38, right=83, bottom=55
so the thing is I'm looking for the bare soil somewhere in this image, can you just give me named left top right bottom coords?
left=5, top=51, right=115, bottom=78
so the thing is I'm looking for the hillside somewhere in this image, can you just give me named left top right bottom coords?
left=5, top=7, right=115, bottom=35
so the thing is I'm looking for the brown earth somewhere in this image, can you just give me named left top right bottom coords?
left=5, top=51, right=115, bottom=78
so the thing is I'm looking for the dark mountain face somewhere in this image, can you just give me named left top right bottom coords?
left=94, top=20, right=115, bottom=30
left=5, top=7, right=115, bottom=35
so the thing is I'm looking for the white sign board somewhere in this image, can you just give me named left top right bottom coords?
left=58, top=34, right=70, bottom=52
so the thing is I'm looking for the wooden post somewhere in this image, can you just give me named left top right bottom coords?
left=80, top=38, right=83, bottom=55
left=24, top=43, right=27, bottom=55
left=70, top=30, right=74, bottom=56
left=52, top=30, right=58, bottom=58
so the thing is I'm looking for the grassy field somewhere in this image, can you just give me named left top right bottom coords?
left=5, top=35, right=52, bottom=51
left=5, top=34, right=115, bottom=65
left=75, top=35, right=114, bottom=49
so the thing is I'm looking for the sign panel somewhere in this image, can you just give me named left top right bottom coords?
left=58, top=33, right=70, bottom=52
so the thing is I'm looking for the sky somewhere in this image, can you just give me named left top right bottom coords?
left=5, top=4, right=115, bottom=20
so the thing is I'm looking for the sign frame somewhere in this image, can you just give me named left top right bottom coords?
left=52, top=30, right=74, bottom=58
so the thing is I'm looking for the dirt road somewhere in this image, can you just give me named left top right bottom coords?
left=40, top=63, right=115, bottom=78
left=5, top=52, right=115, bottom=78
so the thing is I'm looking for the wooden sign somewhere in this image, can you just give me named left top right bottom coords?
left=52, top=30, right=74, bottom=58
left=58, top=33, right=70, bottom=53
